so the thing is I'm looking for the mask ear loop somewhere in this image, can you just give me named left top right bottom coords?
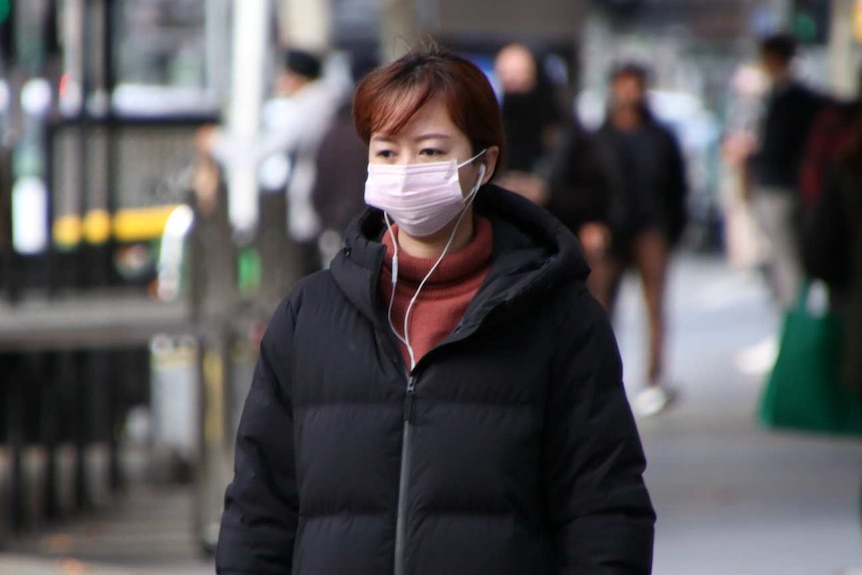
left=463, top=163, right=486, bottom=205
left=457, top=148, right=487, bottom=169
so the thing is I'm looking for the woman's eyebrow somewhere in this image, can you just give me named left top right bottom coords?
left=371, top=133, right=451, bottom=143
left=415, top=133, right=452, bottom=142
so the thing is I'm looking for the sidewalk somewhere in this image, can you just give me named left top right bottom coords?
left=1, top=481, right=214, bottom=575
left=3, top=254, right=861, bottom=574
left=618, top=255, right=862, bottom=575
left=0, top=555, right=212, bottom=575
left=0, top=556, right=138, bottom=575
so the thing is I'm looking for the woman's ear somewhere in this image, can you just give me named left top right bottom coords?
left=482, top=146, right=501, bottom=184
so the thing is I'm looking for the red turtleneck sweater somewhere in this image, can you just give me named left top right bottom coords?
left=380, top=217, right=494, bottom=370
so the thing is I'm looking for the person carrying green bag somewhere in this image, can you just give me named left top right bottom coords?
left=837, top=112, right=862, bottom=402
left=761, top=106, right=862, bottom=436
left=758, top=281, right=862, bottom=435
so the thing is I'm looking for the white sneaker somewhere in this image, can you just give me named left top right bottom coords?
left=633, top=385, right=678, bottom=418
left=733, top=336, right=778, bottom=376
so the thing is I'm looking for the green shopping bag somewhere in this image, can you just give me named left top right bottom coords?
left=758, top=283, right=862, bottom=436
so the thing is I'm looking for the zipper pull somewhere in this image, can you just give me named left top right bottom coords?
left=404, top=376, right=417, bottom=423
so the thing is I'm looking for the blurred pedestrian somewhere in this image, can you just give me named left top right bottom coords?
left=216, top=45, right=654, bottom=575
left=545, top=115, right=615, bottom=290
left=198, top=48, right=339, bottom=275
left=493, top=43, right=562, bottom=205
left=799, top=68, right=862, bottom=290
left=750, top=33, right=825, bottom=309
left=804, top=102, right=862, bottom=390
left=720, top=63, right=770, bottom=271
left=798, top=99, right=862, bottom=539
left=835, top=114, right=862, bottom=392
left=312, top=51, right=380, bottom=267
left=588, top=62, right=688, bottom=417
left=836, top=113, right=862, bottom=545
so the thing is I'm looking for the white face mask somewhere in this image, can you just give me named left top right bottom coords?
left=364, top=150, right=487, bottom=238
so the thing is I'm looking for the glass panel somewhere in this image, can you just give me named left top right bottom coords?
left=114, top=0, right=206, bottom=88
left=111, top=0, right=220, bottom=117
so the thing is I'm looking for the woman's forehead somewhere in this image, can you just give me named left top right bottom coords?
left=373, top=98, right=463, bottom=141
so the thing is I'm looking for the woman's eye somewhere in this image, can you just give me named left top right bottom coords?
left=375, top=150, right=395, bottom=159
left=420, top=148, right=445, bottom=157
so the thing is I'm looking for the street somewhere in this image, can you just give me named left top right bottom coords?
left=2, top=254, right=861, bottom=574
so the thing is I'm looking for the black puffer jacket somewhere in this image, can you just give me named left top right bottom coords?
left=216, top=185, right=655, bottom=575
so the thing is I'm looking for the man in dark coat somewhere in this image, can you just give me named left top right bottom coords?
left=546, top=117, right=616, bottom=264
left=585, top=63, right=688, bottom=418
left=750, top=33, right=825, bottom=310
left=215, top=185, right=655, bottom=575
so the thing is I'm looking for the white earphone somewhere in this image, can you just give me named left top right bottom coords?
left=385, top=163, right=486, bottom=371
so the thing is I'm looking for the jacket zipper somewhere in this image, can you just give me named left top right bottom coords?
left=390, top=324, right=483, bottom=575
left=394, top=374, right=417, bottom=575
left=383, top=313, right=491, bottom=575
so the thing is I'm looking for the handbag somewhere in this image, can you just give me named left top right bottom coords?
left=758, top=282, right=862, bottom=435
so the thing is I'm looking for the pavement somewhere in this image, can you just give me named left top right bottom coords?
left=2, top=254, right=861, bottom=574
left=0, top=556, right=156, bottom=575
left=620, top=255, right=862, bottom=575
left=0, top=482, right=214, bottom=575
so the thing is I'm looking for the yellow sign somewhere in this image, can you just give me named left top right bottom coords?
left=53, top=215, right=83, bottom=248
left=52, top=204, right=182, bottom=246
left=855, top=0, right=862, bottom=43
left=83, top=210, right=111, bottom=244
left=112, top=205, right=180, bottom=242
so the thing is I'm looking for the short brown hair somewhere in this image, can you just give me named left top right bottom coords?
left=353, top=45, right=504, bottom=173
left=609, top=62, right=650, bottom=86
left=760, top=33, right=797, bottom=64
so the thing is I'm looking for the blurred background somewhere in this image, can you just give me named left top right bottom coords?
left=0, top=0, right=861, bottom=573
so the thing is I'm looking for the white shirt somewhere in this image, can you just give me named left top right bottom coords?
left=210, top=80, right=339, bottom=242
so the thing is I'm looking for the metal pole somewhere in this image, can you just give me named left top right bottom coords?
left=0, top=145, right=15, bottom=302
left=6, top=359, right=26, bottom=530
left=205, top=0, right=231, bottom=103
left=74, top=350, right=92, bottom=512
left=279, top=0, right=332, bottom=50
left=59, top=0, right=85, bottom=117
left=40, top=352, right=60, bottom=521
left=103, top=0, right=118, bottom=289
left=191, top=169, right=240, bottom=554
left=225, top=0, right=268, bottom=238
left=71, top=0, right=92, bottom=291
left=107, top=350, right=123, bottom=494
left=829, top=0, right=859, bottom=98
left=83, top=0, right=110, bottom=288
left=381, top=0, right=420, bottom=62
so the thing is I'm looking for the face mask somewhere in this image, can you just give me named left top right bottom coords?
left=364, top=150, right=487, bottom=238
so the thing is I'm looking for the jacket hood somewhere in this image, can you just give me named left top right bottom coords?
left=329, top=184, right=589, bottom=331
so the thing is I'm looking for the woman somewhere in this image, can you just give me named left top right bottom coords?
left=216, top=46, right=655, bottom=575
